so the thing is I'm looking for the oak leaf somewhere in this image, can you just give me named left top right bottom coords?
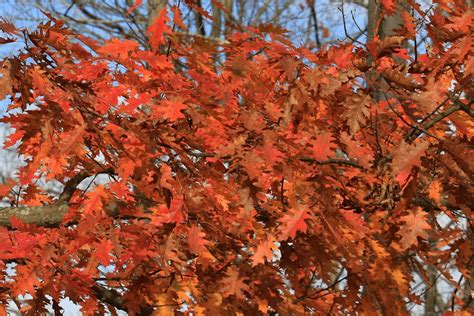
left=391, top=140, right=429, bottom=183
left=221, top=267, right=250, bottom=299
left=147, top=9, right=170, bottom=51
left=278, top=208, right=310, bottom=240
left=251, top=235, right=278, bottom=266
left=94, top=239, right=114, bottom=266
left=397, top=209, right=431, bottom=250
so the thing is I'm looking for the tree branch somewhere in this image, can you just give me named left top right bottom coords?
left=186, top=150, right=363, bottom=168
left=0, top=203, right=69, bottom=228
left=92, top=284, right=127, bottom=312
left=406, top=101, right=472, bottom=142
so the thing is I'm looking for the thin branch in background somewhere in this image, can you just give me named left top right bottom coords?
left=350, top=9, right=366, bottom=35
left=339, top=0, right=363, bottom=45
left=308, top=0, right=321, bottom=48
left=63, top=1, right=75, bottom=17
left=412, top=9, right=418, bottom=63
left=196, top=0, right=206, bottom=36
left=451, top=270, right=468, bottom=311
left=295, top=269, right=353, bottom=303
left=407, top=264, right=447, bottom=312
left=14, top=185, right=22, bottom=206
left=280, top=177, right=285, bottom=205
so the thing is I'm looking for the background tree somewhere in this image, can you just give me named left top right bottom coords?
left=4, top=0, right=371, bottom=47
left=0, top=0, right=472, bottom=314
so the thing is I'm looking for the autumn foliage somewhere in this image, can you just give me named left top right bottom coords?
left=0, top=0, right=472, bottom=314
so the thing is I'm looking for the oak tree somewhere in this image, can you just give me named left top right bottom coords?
left=0, top=0, right=472, bottom=314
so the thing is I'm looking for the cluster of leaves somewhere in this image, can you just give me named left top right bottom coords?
left=0, top=0, right=472, bottom=314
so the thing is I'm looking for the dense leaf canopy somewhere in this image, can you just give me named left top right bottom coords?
left=0, top=1, right=472, bottom=314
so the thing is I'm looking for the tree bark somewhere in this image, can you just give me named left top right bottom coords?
left=0, top=203, right=68, bottom=228
left=147, top=0, right=167, bottom=27
left=367, top=0, right=405, bottom=41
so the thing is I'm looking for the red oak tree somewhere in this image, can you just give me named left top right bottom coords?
left=0, top=0, right=472, bottom=314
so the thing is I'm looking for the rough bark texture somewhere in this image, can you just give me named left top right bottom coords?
left=0, top=203, right=68, bottom=228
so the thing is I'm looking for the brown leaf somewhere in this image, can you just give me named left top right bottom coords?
left=221, top=267, right=250, bottom=299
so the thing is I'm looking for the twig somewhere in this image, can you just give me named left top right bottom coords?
left=381, top=91, right=439, bottom=141
left=350, top=10, right=366, bottom=36
left=298, top=157, right=363, bottom=168
left=295, top=271, right=355, bottom=303
left=339, top=1, right=363, bottom=45
left=412, top=9, right=418, bottom=63
left=406, top=102, right=472, bottom=142
left=186, top=149, right=363, bottom=168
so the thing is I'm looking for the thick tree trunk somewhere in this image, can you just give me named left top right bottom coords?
left=147, top=0, right=167, bottom=26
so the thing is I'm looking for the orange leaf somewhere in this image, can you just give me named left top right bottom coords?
left=98, top=38, right=139, bottom=59
left=171, top=6, right=187, bottom=30
left=187, top=224, right=211, bottom=255
left=0, top=179, right=15, bottom=197
left=251, top=235, right=278, bottom=266
left=380, top=0, right=395, bottom=15
left=221, top=267, right=250, bottom=299
left=147, top=9, right=170, bottom=51
left=94, top=239, right=114, bottom=266
left=391, top=140, right=429, bottom=183
left=311, top=132, right=335, bottom=161
left=397, top=209, right=431, bottom=250
left=151, top=197, right=184, bottom=225
left=278, top=208, right=310, bottom=240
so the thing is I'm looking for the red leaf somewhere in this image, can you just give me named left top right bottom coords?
left=187, top=224, right=209, bottom=254
left=446, top=11, right=474, bottom=33
left=278, top=208, right=310, bottom=240
left=402, top=11, right=416, bottom=38
left=147, top=9, right=170, bottom=51
left=262, top=132, right=284, bottom=165
left=83, top=186, right=107, bottom=215
left=380, top=0, right=395, bottom=15
left=171, top=6, right=186, bottom=30
left=0, top=37, right=15, bottom=44
left=0, top=18, right=18, bottom=35
left=94, top=239, right=114, bottom=266
left=391, top=140, right=429, bottom=183
left=151, top=197, right=184, bottom=225
left=187, top=224, right=215, bottom=263
left=4, top=129, right=24, bottom=148
left=152, top=99, right=187, bottom=121
left=311, top=132, right=335, bottom=161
